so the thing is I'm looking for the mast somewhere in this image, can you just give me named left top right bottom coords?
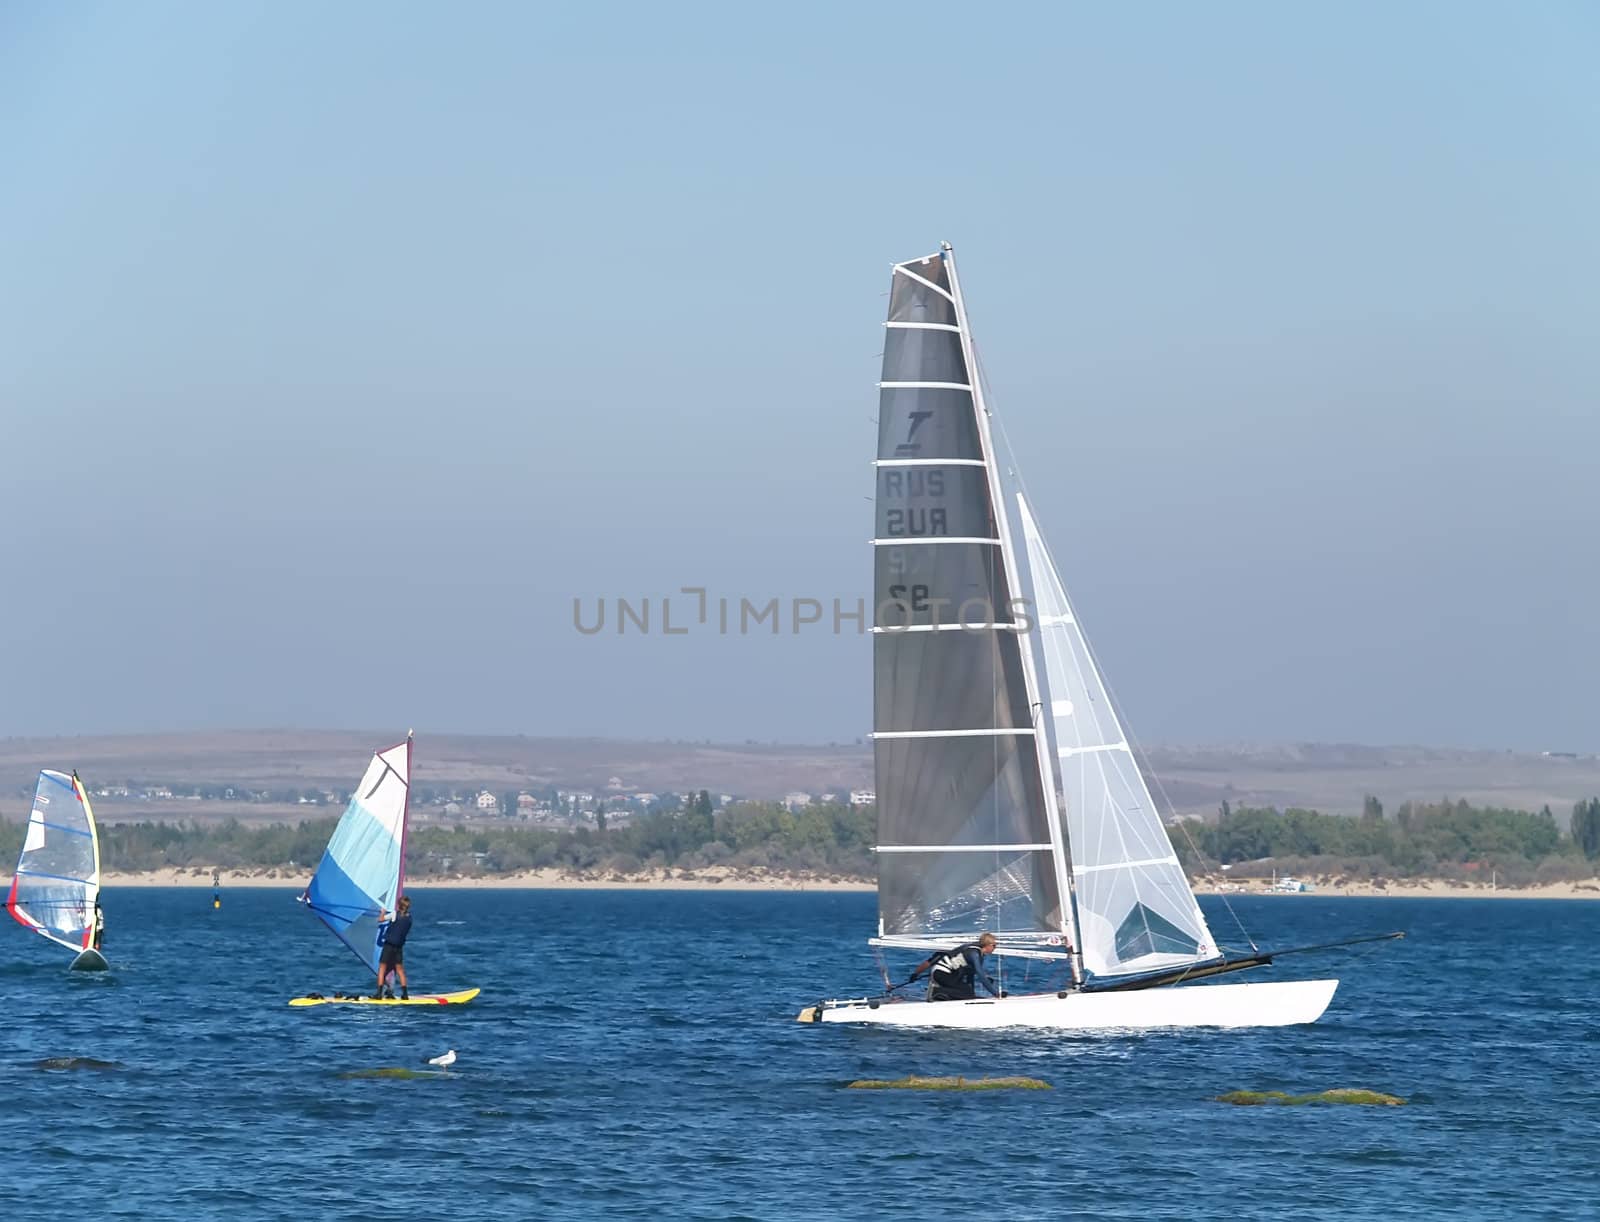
left=942, top=244, right=1083, bottom=981
left=74, top=772, right=102, bottom=892
left=74, top=771, right=102, bottom=950
left=398, top=730, right=413, bottom=901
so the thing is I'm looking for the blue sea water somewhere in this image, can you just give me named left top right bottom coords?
left=1, top=889, right=1596, bottom=1220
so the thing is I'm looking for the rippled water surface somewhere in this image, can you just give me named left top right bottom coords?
left=1, top=889, right=1595, bottom=1219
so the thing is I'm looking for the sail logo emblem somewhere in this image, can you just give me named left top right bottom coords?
left=894, top=410, right=932, bottom=456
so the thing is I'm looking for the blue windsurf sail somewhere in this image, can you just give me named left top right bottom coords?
left=301, top=736, right=411, bottom=973
left=7, top=770, right=102, bottom=954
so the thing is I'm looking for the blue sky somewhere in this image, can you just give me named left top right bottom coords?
left=2, top=1, right=1595, bottom=748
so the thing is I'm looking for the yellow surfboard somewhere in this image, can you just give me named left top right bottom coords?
left=288, top=987, right=480, bottom=1008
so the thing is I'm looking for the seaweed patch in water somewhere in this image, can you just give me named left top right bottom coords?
left=340, top=1067, right=452, bottom=1080
left=1216, top=1088, right=1405, bottom=1107
left=32, top=1057, right=123, bottom=1072
left=847, top=1075, right=1050, bottom=1092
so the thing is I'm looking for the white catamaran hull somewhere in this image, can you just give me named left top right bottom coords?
left=811, top=978, right=1337, bottom=1030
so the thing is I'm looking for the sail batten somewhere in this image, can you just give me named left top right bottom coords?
left=303, top=738, right=411, bottom=974
left=878, top=843, right=1055, bottom=853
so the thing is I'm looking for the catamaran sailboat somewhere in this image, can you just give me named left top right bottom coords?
left=799, top=245, right=1397, bottom=1030
left=293, top=733, right=478, bottom=1007
left=6, top=770, right=109, bottom=972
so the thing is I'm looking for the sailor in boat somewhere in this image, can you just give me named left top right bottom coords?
left=374, top=895, right=412, bottom=1000
left=907, top=933, right=1003, bottom=1002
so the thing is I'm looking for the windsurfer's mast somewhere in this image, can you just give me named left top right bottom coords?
left=398, top=730, right=413, bottom=901
left=941, top=243, right=1083, bottom=980
left=75, top=771, right=103, bottom=926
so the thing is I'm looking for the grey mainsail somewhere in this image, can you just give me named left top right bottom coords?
left=872, top=249, right=1062, bottom=939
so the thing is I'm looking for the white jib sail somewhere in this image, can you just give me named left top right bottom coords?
left=1016, top=492, right=1217, bottom=979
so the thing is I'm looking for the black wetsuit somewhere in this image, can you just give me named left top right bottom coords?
left=379, top=913, right=412, bottom=966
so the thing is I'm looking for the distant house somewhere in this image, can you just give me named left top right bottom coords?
left=784, top=792, right=812, bottom=811
left=820, top=792, right=841, bottom=804
left=516, top=792, right=537, bottom=817
left=849, top=789, right=875, bottom=806
left=476, top=791, right=498, bottom=812
left=606, top=775, right=626, bottom=790
left=443, top=801, right=463, bottom=817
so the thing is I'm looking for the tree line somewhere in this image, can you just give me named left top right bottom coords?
left=1178, top=796, right=1600, bottom=887
left=0, top=795, right=876, bottom=879
left=3, top=794, right=1598, bottom=885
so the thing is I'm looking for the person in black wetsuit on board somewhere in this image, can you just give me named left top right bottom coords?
left=907, top=932, right=1001, bottom=1001
left=92, top=900, right=105, bottom=952
left=374, top=895, right=412, bottom=999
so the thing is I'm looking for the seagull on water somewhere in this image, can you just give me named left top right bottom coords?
left=425, top=1049, right=456, bottom=1068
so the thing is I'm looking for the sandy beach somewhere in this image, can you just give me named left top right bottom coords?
left=1196, top=877, right=1600, bottom=900
left=10, top=867, right=1599, bottom=897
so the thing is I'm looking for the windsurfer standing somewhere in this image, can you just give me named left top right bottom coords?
left=374, top=895, right=412, bottom=1000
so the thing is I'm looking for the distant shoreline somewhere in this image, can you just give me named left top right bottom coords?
left=13, top=868, right=1598, bottom=898
left=1195, top=878, right=1600, bottom=901
left=79, top=866, right=878, bottom=892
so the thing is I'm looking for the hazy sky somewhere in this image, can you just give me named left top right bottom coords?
left=2, top=1, right=1595, bottom=749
